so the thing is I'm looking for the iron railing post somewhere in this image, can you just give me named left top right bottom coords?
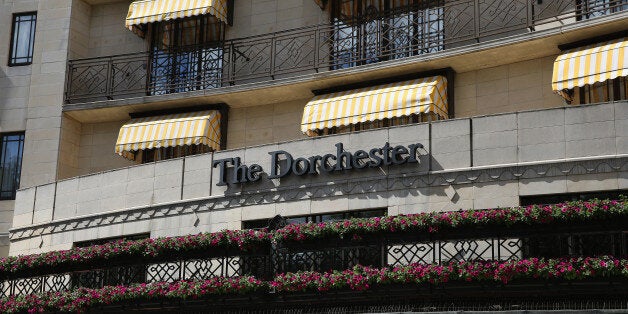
left=105, top=56, right=114, bottom=100
left=527, top=0, right=534, bottom=32
left=314, top=25, right=320, bottom=73
left=269, top=36, right=276, bottom=80
left=65, top=61, right=73, bottom=103
left=229, top=41, right=236, bottom=85
left=473, top=0, right=480, bottom=42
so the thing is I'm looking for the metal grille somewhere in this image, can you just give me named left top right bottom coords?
left=2, top=227, right=627, bottom=296
left=65, top=0, right=628, bottom=103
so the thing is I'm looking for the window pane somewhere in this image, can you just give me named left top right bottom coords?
left=9, top=13, right=36, bottom=65
left=15, top=20, right=33, bottom=59
left=0, top=133, right=25, bottom=199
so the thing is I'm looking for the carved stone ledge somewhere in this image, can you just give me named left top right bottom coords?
left=9, top=156, right=628, bottom=241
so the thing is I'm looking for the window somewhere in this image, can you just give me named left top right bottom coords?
left=520, top=190, right=627, bottom=206
left=330, top=0, right=444, bottom=69
left=73, top=233, right=150, bottom=248
left=242, top=208, right=387, bottom=230
left=8, top=12, right=36, bottom=66
left=521, top=191, right=627, bottom=259
left=577, top=0, right=628, bottom=20
left=572, top=77, right=627, bottom=104
left=0, top=133, right=25, bottom=200
left=244, top=209, right=387, bottom=273
left=140, top=145, right=211, bottom=163
left=72, top=234, right=149, bottom=289
left=150, top=16, right=224, bottom=95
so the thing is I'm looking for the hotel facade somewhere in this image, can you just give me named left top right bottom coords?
left=0, top=0, right=627, bottom=311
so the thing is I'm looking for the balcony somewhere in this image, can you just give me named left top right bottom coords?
left=64, top=0, right=628, bottom=105
left=1, top=199, right=628, bottom=312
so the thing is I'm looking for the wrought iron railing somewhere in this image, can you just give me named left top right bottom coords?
left=64, top=0, right=628, bottom=104
left=3, top=218, right=628, bottom=297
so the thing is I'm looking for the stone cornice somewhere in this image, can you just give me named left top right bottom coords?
left=9, top=155, right=628, bottom=241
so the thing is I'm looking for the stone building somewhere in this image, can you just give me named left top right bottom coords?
left=0, top=0, right=627, bottom=311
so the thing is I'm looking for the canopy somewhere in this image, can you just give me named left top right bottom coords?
left=552, top=37, right=627, bottom=101
left=115, top=110, right=221, bottom=159
left=126, top=0, right=228, bottom=32
left=301, top=76, right=448, bottom=135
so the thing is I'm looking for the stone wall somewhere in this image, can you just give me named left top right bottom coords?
left=8, top=102, right=627, bottom=255
left=455, top=56, right=564, bottom=118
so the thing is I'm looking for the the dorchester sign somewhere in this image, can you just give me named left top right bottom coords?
left=212, top=142, right=424, bottom=186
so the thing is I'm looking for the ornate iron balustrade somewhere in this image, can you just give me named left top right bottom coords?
left=3, top=218, right=627, bottom=297
left=64, top=0, right=628, bottom=104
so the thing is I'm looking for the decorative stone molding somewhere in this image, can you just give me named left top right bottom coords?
left=9, top=155, right=628, bottom=241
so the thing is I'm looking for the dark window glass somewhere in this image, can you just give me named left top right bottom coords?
left=73, top=234, right=149, bottom=289
left=522, top=190, right=628, bottom=259
left=242, top=208, right=387, bottom=230
left=74, top=233, right=150, bottom=248
left=141, top=144, right=211, bottom=163
left=0, top=133, right=25, bottom=200
left=9, top=12, right=37, bottom=66
left=520, top=190, right=628, bottom=206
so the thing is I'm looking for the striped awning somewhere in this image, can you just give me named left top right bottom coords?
left=115, top=110, right=221, bottom=159
left=552, top=37, right=627, bottom=101
left=301, top=76, right=448, bottom=135
left=126, top=0, right=228, bottom=31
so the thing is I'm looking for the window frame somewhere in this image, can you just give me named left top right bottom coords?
left=329, top=0, right=445, bottom=69
left=0, top=132, right=25, bottom=200
left=8, top=12, right=37, bottom=67
left=574, top=77, right=627, bottom=104
left=148, top=15, right=225, bottom=95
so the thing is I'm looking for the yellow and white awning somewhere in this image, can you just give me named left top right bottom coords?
left=552, top=37, right=627, bottom=101
left=301, top=76, right=448, bottom=135
left=126, top=0, right=228, bottom=31
left=115, top=110, right=221, bottom=159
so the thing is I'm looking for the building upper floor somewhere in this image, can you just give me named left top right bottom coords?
left=54, top=0, right=628, bottom=108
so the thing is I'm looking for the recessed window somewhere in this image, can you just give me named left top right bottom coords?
left=242, top=208, right=387, bottom=230
left=330, top=0, right=444, bottom=69
left=0, top=133, right=25, bottom=200
left=141, top=145, right=211, bottom=163
left=573, top=77, right=627, bottom=104
left=9, top=12, right=37, bottom=66
left=520, top=190, right=628, bottom=206
left=150, top=15, right=224, bottom=95
left=74, top=233, right=150, bottom=248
